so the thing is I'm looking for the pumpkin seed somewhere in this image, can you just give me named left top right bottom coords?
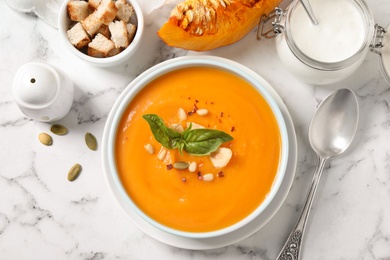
left=68, top=163, right=82, bottom=181
left=178, top=108, right=187, bottom=121
left=50, top=124, right=68, bottom=135
left=38, top=133, right=53, bottom=146
left=173, top=161, right=189, bottom=170
left=196, top=108, right=208, bottom=116
left=85, top=132, right=97, bottom=151
left=157, top=147, right=167, bottom=160
left=188, top=161, right=197, bottom=172
left=144, top=143, right=154, bottom=154
left=203, top=173, right=214, bottom=181
left=169, top=123, right=184, bottom=133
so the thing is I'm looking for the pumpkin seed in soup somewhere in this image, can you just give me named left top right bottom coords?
left=173, top=161, right=190, bottom=170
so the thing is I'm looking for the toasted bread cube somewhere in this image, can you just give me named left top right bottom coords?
left=88, top=33, right=115, bottom=57
left=88, top=44, right=120, bottom=58
left=67, top=22, right=91, bottom=49
left=126, top=23, right=136, bottom=43
left=88, top=0, right=101, bottom=10
left=96, top=24, right=111, bottom=38
left=81, top=12, right=102, bottom=36
left=67, top=0, right=90, bottom=22
left=107, top=47, right=122, bottom=57
left=109, top=20, right=129, bottom=48
left=95, top=0, right=118, bottom=25
left=87, top=47, right=104, bottom=58
left=115, top=0, right=134, bottom=23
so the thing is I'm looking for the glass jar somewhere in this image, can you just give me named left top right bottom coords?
left=258, top=0, right=390, bottom=85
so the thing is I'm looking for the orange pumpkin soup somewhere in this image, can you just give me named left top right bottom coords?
left=115, top=67, right=281, bottom=232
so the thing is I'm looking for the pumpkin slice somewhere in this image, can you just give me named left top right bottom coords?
left=158, top=0, right=282, bottom=51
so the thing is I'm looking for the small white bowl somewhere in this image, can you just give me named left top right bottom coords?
left=102, top=56, right=289, bottom=239
left=58, top=0, right=144, bottom=67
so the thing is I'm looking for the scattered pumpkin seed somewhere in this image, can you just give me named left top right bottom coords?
left=38, top=133, right=53, bottom=146
left=196, top=108, right=209, bottom=116
left=157, top=147, right=167, bottom=160
left=203, top=173, right=214, bottom=181
left=50, top=124, right=68, bottom=135
left=173, top=161, right=189, bottom=170
left=144, top=143, right=154, bottom=154
left=85, top=132, right=97, bottom=151
left=188, top=161, right=197, bottom=172
left=178, top=108, right=187, bottom=121
left=68, top=163, right=82, bottom=181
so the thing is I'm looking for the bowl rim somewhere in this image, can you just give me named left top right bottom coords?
left=102, top=55, right=289, bottom=239
left=58, top=0, right=144, bottom=66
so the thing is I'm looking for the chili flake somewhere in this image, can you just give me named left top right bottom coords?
left=217, top=171, right=224, bottom=178
left=187, top=103, right=198, bottom=115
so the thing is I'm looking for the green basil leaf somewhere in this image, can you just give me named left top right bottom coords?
left=143, top=114, right=233, bottom=156
left=143, top=114, right=181, bottom=149
left=182, top=129, right=233, bottom=156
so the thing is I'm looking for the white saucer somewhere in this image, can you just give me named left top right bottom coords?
left=102, top=56, right=297, bottom=250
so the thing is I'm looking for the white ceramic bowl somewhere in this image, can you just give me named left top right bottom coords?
left=58, top=0, right=144, bottom=67
left=102, top=56, right=289, bottom=239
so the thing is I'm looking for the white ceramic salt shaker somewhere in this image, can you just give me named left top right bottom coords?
left=13, top=62, right=74, bottom=122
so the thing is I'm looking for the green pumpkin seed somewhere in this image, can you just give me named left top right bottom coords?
left=85, top=132, right=97, bottom=151
left=38, top=133, right=53, bottom=146
left=68, top=163, right=82, bottom=181
left=173, top=161, right=189, bottom=170
left=50, top=124, right=68, bottom=135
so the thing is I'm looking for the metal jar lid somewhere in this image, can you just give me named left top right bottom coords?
left=258, top=6, right=390, bottom=85
left=371, top=24, right=390, bottom=84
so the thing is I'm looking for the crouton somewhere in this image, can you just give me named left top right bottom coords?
left=96, top=24, right=111, bottom=38
left=88, top=0, right=101, bottom=10
left=88, top=33, right=115, bottom=57
left=82, top=12, right=102, bottom=36
left=109, top=20, right=129, bottom=48
left=95, top=0, right=118, bottom=25
left=107, top=47, right=122, bottom=57
left=88, top=47, right=105, bottom=58
left=67, top=22, right=91, bottom=49
left=126, top=23, right=136, bottom=43
left=115, top=0, right=134, bottom=23
left=66, top=0, right=136, bottom=58
left=67, top=0, right=90, bottom=22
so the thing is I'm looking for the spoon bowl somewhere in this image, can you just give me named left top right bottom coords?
left=309, top=89, right=359, bottom=158
left=277, top=88, right=358, bottom=260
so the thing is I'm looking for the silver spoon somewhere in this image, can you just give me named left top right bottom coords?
left=300, top=0, right=319, bottom=25
left=277, top=89, right=359, bottom=260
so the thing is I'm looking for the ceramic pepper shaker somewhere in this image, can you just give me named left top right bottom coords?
left=13, top=62, right=74, bottom=122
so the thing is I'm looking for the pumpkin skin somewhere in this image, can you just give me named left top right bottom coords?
left=158, top=0, right=282, bottom=51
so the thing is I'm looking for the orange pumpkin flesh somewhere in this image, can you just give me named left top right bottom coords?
left=158, top=0, right=282, bottom=51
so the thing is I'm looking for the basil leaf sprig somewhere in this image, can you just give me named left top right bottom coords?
left=143, top=114, right=233, bottom=156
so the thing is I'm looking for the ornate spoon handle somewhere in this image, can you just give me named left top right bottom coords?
left=277, top=156, right=327, bottom=260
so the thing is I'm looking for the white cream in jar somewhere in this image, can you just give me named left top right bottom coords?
left=275, top=0, right=374, bottom=85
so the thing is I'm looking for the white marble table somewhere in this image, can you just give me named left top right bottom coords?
left=1, top=0, right=390, bottom=259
